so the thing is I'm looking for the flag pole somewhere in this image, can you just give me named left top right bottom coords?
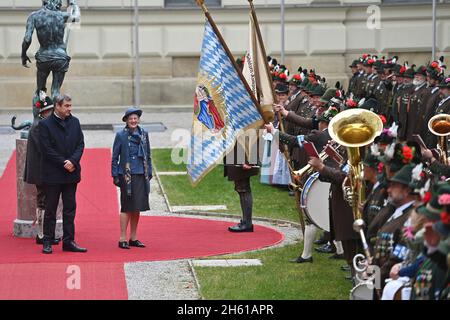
left=196, top=0, right=271, bottom=124
left=432, top=0, right=437, bottom=61
left=247, top=0, right=277, bottom=109
left=248, top=0, right=304, bottom=234
left=248, top=0, right=286, bottom=134
left=248, top=0, right=293, bottom=167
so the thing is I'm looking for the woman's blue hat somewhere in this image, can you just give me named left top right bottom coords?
left=122, top=107, right=142, bottom=122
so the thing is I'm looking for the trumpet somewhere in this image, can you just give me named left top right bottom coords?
left=428, top=113, right=450, bottom=166
left=328, top=109, right=383, bottom=264
left=288, top=142, right=341, bottom=192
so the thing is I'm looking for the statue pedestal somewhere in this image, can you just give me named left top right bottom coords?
left=13, top=139, right=63, bottom=238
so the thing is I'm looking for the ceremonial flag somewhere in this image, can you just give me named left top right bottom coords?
left=187, top=21, right=264, bottom=185
left=242, top=12, right=275, bottom=118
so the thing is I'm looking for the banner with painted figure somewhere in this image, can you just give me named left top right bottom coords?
left=187, top=21, right=263, bottom=185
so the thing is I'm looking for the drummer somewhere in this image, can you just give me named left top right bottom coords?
left=308, top=137, right=360, bottom=278
left=265, top=106, right=341, bottom=264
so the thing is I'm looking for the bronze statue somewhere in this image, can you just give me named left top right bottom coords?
left=13, top=0, right=80, bottom=134
left=21, top=0, right=80, bottom=106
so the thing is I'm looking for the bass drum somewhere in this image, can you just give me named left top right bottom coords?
left=300, top=172, right=330, bottom=232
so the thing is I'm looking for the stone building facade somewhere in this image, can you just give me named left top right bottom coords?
left=0, top=0, right=449, bottom=109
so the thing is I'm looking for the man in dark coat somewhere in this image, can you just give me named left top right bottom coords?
left=421, top=70, right=443, bottom=148
left=389, top=64, right=405, bottom=125
left=284, top=80, right=319, bottom=170
left=24, top=92, right=58, bottom=245
left=309, top=152, right=360, bottom=269
left=404, top=66, right=432, bottom=141
left=38, top=94, right=86, bottom=254
left=396, top=67, right=415, bottom=141
left=353, top=59, right=367, bottom=100
left=347, top=60, right=359, bottom=96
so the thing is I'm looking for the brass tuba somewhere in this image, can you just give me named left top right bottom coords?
left=328, top=109, right=383, bottom=262
left=428, top=113, right=450, bottom=166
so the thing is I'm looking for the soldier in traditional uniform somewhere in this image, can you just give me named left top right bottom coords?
left=274, top=85, right=327, bottom=136
left=284, top=77, right=315, bottom=171
left=372, top=164, right=418, bottom=289
left=389, top=64, right=406, bottom=124
left=410, top=185, right=449, bottom=300
left=367, top=141, right=422, bottom=244
left=362, top=57, right=376, bottom=96
left=266, top=107, right=339, bottom=263
left=23, top=92, right=59, bottom=245
left=287, top=69, right=303, bottom=99
left=435, top=76, right=450, bottom=114
left=372, top=61, right=390, bottom=116
left=272, top=65, right=288, bottom=89
left=275, top=106, right=337, bottom=161
left=224, top=138, right=260, bottom=233
left=308, top=146, right=359, bottom=272
left=422, top=65, right=445, bottom=148
left=354, top=57, right=368, bottom=100
left=381, top=58, right=397, bottom=123
left=347, top=60, right=359, bottom=96
left=396, top=66, right=416, bottom=141
left=404, top=66, right=432, bottom=141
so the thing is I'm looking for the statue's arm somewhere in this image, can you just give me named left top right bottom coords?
left=21, top=14, right=34, bottom=67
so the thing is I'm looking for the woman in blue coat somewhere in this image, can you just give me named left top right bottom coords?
left=112, top=107, right=152, bottom=249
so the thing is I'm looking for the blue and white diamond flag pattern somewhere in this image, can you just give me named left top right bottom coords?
left=187, top=21, right=263, bottom=185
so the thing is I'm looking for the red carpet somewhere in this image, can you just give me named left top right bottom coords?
left=0, top=262, right=127, bottom=300
left=0, top=149, right=283, bottom=299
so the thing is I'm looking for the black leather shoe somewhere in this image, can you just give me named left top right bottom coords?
left=129, top=239, right=146, bottom=248
left=290, top=256, right=313, bottom=263
left=42, top=241, right=52, bottom=254
left=228, top=223, right=254, bottom=232
left=36, top=236, right=60, bottom=245
left=62, top=241, right=87, bottom=253
left=119, top=241, right=130, bottom=249
left=329, top=253, right=345, bottom=260
left=315, top=243, right=334, bottom=254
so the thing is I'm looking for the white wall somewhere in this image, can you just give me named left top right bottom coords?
left=0, top=2, right=449, bottom=108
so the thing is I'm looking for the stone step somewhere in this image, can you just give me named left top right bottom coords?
left=0, top=77, right=197, bottom=108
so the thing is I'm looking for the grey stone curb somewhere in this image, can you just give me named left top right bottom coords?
left=153, top=164, right=173, bottom=213
left=187, top=259, right=204, bottom=300
left=170, top=210, right=302, bottom=230
left=154, top=165, right=302, bottom=230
